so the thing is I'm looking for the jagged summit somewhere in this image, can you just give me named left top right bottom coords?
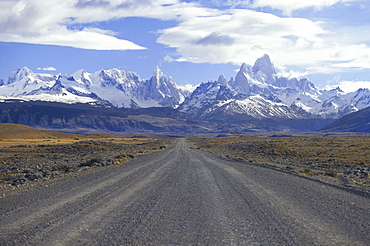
left=231, top=63, right=251, bottom=94
left=252, top=54, right=276, bottom=80
left=179, top=54, right=370, bottom=121
left=217, top=74, right=227, bottom=86
left=154, top=65, right=162, bottom=75
left=239, top=63, right=249, bottom=73
left=1, top=67, right=32, bottom=86
left=0, top=66, right=186, bottom=109
left=2, top=54, right=370, bottom=128
left=141, top=66, right=184, bottom=107
left=16, top=66, right=32, bottom=75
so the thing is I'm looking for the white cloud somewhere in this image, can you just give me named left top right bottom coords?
left=37, top=67, right=57, bottom=71
left=0, top=0, right=221, bottom=51
left=1, top=0, right=370, bottom=81
left=177, top=83, right=198, bottom=93
left=157, top=9, right=328, bottom=65
left=0, top=0, right=185, bottom=50
left=192, top=32, right=235, bottom=46
left=330, top=44, right=370, bottom=69
left=323, top=80, right=370, bottom=93
left=276, top=65, right=309, bottom=79
left=156, top=4, right=370, bottom=77
left=250, top=0, right=359, bottom=15
left=164, top=55, right=175, bottom=63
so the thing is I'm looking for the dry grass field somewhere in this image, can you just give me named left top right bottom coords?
left=190, top=134, right=370, bottom=187
left=0, top=124, right=173, bottom=188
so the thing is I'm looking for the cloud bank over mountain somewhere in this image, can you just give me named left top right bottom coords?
left=1, top=0, right=369, bottom=92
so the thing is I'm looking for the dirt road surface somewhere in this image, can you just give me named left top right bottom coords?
left=1, top=139, right=369, bottom=245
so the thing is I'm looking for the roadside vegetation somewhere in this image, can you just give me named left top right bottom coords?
left=189, top=134, right=370, bottom=188
left=0, top=135, right=173, bottom=189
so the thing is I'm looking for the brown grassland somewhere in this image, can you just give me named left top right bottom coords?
left=0, top=124, right=174, bottom=190
left=1, top=123, right=369, bottom=194
left=189, top=134, right=370, bottom=188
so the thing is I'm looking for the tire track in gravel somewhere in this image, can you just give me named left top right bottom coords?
left=196, top=152, right=365, bottom=245
left=0, top=142, right=182, bottom=245
left=1, top=138, right=369, bottom=245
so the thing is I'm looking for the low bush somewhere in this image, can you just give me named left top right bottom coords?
left=325, top=171, right=338, bottom=178
left=79, top=157, right=104, bottom=167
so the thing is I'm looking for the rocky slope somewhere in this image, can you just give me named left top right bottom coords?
left=0, top=100, right=215, bottom=134
left=320, top=106, right=370, bottom=132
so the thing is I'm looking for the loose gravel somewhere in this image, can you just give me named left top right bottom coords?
left=0, top=139, right=369, bottom=245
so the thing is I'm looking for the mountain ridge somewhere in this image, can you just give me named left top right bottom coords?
left=0, top=66, right=187, bottom=109
left=320, top=106, right=370, bottom=132
left=2, top=54, right=370, bottom=132
left=179, top=54, right=370, bottom=121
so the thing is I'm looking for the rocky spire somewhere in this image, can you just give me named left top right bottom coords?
left=217, top=74, right=228, bottom=86
left=252, top=54, right=276, bottom=81
left=232, top=63, right=251, bottom=94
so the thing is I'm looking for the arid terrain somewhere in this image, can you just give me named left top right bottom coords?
left=1, top=138, right=369, bottom=245
left=1, top=123, right=369, bottom=196
left=0, top=124, right=369, bottom=244
left=189, top=134, right=370, bottom=192
left=0, top=124, right=173, bottom=192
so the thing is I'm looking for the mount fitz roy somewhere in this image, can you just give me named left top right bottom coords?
left=1, top=54, right=370, bottom=132
left=180, top=54, right=370, bottom=121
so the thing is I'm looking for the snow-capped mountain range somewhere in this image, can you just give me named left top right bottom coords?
left=180, top=54, right=370, bottom=120
left=1, top=54, right=370, bottom=122
left=0, top=66, right=186, bottom=109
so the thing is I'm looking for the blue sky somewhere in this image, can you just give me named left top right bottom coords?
left=1, top=0, right=370, bottom=92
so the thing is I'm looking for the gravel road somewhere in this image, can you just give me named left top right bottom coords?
left=1, top=138, right=369, bottom=245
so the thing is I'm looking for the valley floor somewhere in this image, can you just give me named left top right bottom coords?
left=189, top=134, right=370, bottom=194
left=0, top=136, right=173, bottom=191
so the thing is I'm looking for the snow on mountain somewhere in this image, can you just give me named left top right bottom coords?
left=0, top=68, right=97, bottom=105
left=179, top=81, right=225, bottom=117
left=217, top=74, right=228, bottom=86
left=252, top=54, right=276, bottom=84
left=2, top=54, right=370, bottom=122
left=206, top=95, right=300, bottom=119
left=138, top=66, right=185, bottom=108
left=229, top=63, right=251, bottom=95
left=0, top=66, right=186, bottom=108
left=316, top=88, right=370, bottom=118
left=179, top=54, right=370, bottom=120
left=0, top=67, right=55, bottom=95
left=178, top=80, right=300, bottom=120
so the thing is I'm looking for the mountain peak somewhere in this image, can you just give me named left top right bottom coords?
left=154, top=66, right=163, bottom=76
left=72, top=69, right=92, bottom=86
left=72, top=69, right=89, bottom=78
left=240, top=63, right=248, bottom=73
left=252, top=54, right=276, bottom=79
left=16, top=67, right=32, bottom=76
left=330, top=87, right=344, bottom=93
left=217, top=74, right=227, bottom=86
left=2, top=67, right=35, bottom=85
left=232, top=63, right=251, bottom=94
